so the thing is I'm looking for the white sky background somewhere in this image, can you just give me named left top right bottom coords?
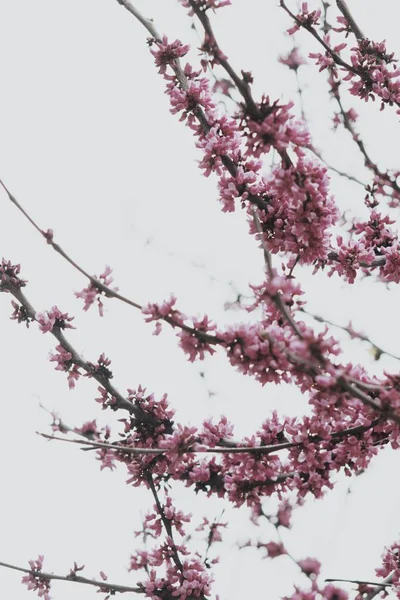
left=1, top=0, right=400, bottom=598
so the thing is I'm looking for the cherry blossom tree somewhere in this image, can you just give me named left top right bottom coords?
left=1, top=1, right=400, bottom=599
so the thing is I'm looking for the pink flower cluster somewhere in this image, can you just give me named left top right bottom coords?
left=195, top=516, right=227, bottom=544
left=146, top=497, right=192, bottom=538
left=150, top=37, right=190, bottom=75
left=85, top=353, right=113, bottom=381
left=249, top=270, right=305, bottom=311
left=75, top=266, right=118, bottom=317
left=10, top=299, right=34, bottom=327
left=366, top=172, right=400, bottom=209
left=309, top=39, right=347, bottom=73
left=239, top=95, right=310, bottom=157
left=261, top=541, right=286, bottom=558
left=95, top=382, right=397, bottom=508
left=142, top=295, right=185, bottom=335
left=0, top=258, right=26, bottom=291
left=327, top=236, right=375, bottom=284
left=279, top=47, right=307, bottom=71
left=141, top=557, right=214, bottom=600
left=286, top=3, right=321, bottom=36
left=376, top=542, right=400, bottom=596
left=7, top=2, right=400, bottom=597
left=95, top=386, right=117, bottom=410
left=21, top=556, right=51, bottom=600
left=8, top=253, right=397, bottom=513
left=140, top=276, right=342, bottom=390
left=49, top=344, right=81, bottom=389
left=251, top=157, right=339, bottom=263
left=150, top=32, right=335, bottom=265
left=288, top=5, right=400, bottom=111
left=129, top=496, right=214, bottom=600
left=327, top=211, right=400, bottom=284
left=283, top=583, right=348, bottom=600
left=346, top=39, right=400, bottom=110
left=332, top=107, right=358, bottom=130
left=36, top=305, right=75, bottom=333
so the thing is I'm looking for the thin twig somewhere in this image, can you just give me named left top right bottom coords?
left=325, top=576, right=391, bottom=588
left=146, top=475, right=184, bottom=571
left=299, top=307, right=400, bottom=362
left=0, top=560, right=142, bottom=595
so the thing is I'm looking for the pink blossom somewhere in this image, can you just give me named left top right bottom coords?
left=75, top=266, right=118, bottom=317
left=376, top=542, right=400, bottom=587
left=333, top=15, right=351, bottom=36
left=249, top=156, right=339, bottom=264
left=276, top=500, right=293, bottom=528
left=21, top=556, right=51, bottom=600
left=195, top=516, right=227, bottom=543
left=287, top=4, right=321, bottom=36
left=150, top=37, right=190, bottom=75
left=10, top=300, right=34, bottom=327
left=0, top=258, right=26, bottom=291
left=380, top=243, right=400, bottom=283
left=197, top=119, right=242, bottom=176
left=279, top=47, right=307, bottom=70
left=142, top=296, right=186, bottom=334
left=74, top=419, right=99, bottom=438
left=96, top=448, right=117, bottom=471
left=249, top=269, right=305, bottom=310
left=240, top=96, right=310, bottom=156
left=309, top=51, right=335, bottom=72
left=160, top=496, right=192, bottom=536
left=95, top=386, right=117, bottom=410
left=262, top=541, right=287, bottom=558
left=49, top=344, right=81, bottom=389
left=347, top=39, right=400, bottom=110
left=298, top=557, right=321, bottom=577
left=85, top=353, right=113, bottom=381
left=36, top=305, right=75, bottom=333
left=328, top=236, right=375, bottom=284
left=178, top=315, right=217, bottom=361
left=200, top=416, right=234, bottom=447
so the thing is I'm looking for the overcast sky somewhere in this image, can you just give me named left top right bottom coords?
left=1, top=1, right=400, bottom=599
